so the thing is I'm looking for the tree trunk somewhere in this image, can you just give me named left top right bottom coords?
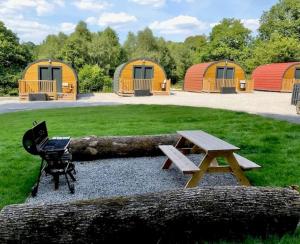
left=0, top=187, right=299, bottom=243
left=70, top=134, right=180, bottom=161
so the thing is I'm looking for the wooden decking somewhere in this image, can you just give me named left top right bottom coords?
left=202, top=79, right=254, bottom=93
left=119, top=79, right=171, bottom=96
left=19, top=80, right=76, bottom=101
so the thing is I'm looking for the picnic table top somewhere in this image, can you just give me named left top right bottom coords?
left=177, top=130, right=240, bottom=152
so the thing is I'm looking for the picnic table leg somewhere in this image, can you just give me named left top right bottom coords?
left=226, top=153, right=251, bottom=186
left=162, top=137, right=186, bottom=169
left=185, top=153, right=215, bottom=188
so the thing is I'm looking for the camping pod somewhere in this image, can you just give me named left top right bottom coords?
left=113, top=58, right=170, bottom=96
left=19, top=59, right=78, bottom=100
left=184, top=60, right=253, bottom=93
left=252, top=62, right=300, bottom=92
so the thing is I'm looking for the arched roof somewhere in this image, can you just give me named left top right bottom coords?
left=252, top=62, right=300, bottom=91
left=185, top=62, right=214, bottom=80
left=22, top=59, right=78, bottom=81
left=113, top=58, right=167, bottom=80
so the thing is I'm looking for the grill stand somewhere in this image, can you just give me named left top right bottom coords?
left=31, top=150, right=76, bottom=197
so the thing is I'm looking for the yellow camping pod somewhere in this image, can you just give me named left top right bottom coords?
left=113, top=58, right=170, bottom=96
left=19, top=59, right=78, bottom=100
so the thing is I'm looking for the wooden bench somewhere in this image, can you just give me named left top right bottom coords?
left=160, top=130, right=261, bottom=188
left=234, top=153, right=261, bottom=171
left=159, top=145, right=199, bottom=174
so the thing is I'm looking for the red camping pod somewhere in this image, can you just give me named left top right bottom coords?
left=252, top=62, right=300, bottom=92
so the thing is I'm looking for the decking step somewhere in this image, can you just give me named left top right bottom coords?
left=234, top=153, right=261, bottom=170
left=159, top=145, right=200, bottom=174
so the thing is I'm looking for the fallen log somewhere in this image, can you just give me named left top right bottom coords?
left=0, top=187, right=299, bottom=243
left=70, top=134, right=180, bottom=160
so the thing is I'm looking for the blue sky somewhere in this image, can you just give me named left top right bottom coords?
left=0, top=0, right=278, bottom=44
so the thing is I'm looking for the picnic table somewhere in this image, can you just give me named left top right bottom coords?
left=159, top=130, right=261, bottom=188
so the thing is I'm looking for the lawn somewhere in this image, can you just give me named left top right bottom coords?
left=0, top=104, right=299, bottom=242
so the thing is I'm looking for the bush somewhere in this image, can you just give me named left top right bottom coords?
left=8, top=88, right=18, bottom=96
left=78, top=64, right=112, bottom=93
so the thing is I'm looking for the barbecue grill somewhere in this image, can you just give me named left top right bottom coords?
left=23, top=121, right=76, bottom=196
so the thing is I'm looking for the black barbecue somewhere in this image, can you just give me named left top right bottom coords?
left=23, top=121, right=76, bottom=196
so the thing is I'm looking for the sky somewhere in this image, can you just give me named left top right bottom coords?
left=0, top=0, right=278, bottom=44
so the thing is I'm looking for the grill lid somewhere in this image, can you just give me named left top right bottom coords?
left=23, top=129, right=38, bottom=155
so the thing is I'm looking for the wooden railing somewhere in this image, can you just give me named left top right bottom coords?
left=119, top=79, right=153, bottom=93
left=202, top=79, right=253, bottom=93
left=134, top=79, right=152, bottom=90
left=19, top=80, right=57, bottom=99
left=281, top=79, right=300, bottom=92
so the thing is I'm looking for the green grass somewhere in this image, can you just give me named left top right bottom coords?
left=0, top=104, right=299, bottom=242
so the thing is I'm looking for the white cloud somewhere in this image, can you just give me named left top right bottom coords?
left=149, top=15, right=209, bottom=35
left=73, top=0, right=111, bottom=11
left=60, top=22, right=76, bottom=34
left=87, top=12, right=137, bottom=28
left=129, top=0, right=165, bottom=7
left=0, top=0, right=65, bottom=16
left=241, top=18, right=260, bottom=32
left=2, top=15, right=54, bottom=42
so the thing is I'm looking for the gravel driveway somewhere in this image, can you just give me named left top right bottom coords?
left=0, top=91, right=299, bottom=124
left=26, top=155, right=238, bottom=205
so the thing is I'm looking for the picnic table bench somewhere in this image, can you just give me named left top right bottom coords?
left=159, top=130, right=261, bottom=188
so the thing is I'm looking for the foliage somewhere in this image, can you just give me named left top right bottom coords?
left=202, top=18, right=252, bottom=63
left=184, top=35, right=208, bottom=64
left=1, top=0, right=300, bottom=94
left=167, top=42, right=191, bottom=83
left=78, top=64, right=112, bottom=93
left=36, top=33, right=67, bottom=60
left=123, top=28, right=175, bottom=78
left=60, top=21, right=91, bottom=69
left=0, top=21, right=33, bottom=94
left=88, top=27, right=124, bottom=76
left=244, top=33, right=300, bottom=72
left=259, top=0, right=300, bottom=40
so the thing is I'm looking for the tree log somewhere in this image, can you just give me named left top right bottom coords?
left=0, top=187, right=299, bottom=243
left=70, top=134, right=180, bottom=161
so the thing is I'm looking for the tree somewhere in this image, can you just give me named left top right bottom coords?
left=167, top=42, right=192, bottom=82
left=78, top=64, right=112, bottom=93
left=123, top=32, right=137, bottom=60
left=36, top=32, right=67, bottom=59
left=88, top=27, right=123, bottom=76
left=204, top=18, right=251, bottom=62
left=61, top=21, right=91, bottom=69
left=259, top=0, right=300, bottom=40
left=184, top=35, right=207, bottom=63
left=0, top=21, right=33, bottom=94
left=124, top=28, right=175, bottom=79
left=244, top=33, right=300, bottom=72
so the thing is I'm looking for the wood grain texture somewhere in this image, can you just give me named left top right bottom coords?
left=178, top=130, right=239, bottom=152
left=119, top=59, right=167, bottom=92
left=184, top=60, right=246, bottom=92
left=70, top=134, right=180, bottom=161
left=159, top=145, right=200, bottom=174
left=0, top=187, right=299, bottom=243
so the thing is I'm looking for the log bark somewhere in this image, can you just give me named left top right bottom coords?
left=0, top=187, right=299, bottom=244
left=70, top=134, right=180, bottom=161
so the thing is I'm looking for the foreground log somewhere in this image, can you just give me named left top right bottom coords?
left=70, top=134, right=179, bottom=160
left=0, top=187, right=299, bottom=243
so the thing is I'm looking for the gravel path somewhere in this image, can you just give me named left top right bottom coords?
left=26, top=155, right=238, bottom=205
left=0, top=91, right=299, bottom=124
